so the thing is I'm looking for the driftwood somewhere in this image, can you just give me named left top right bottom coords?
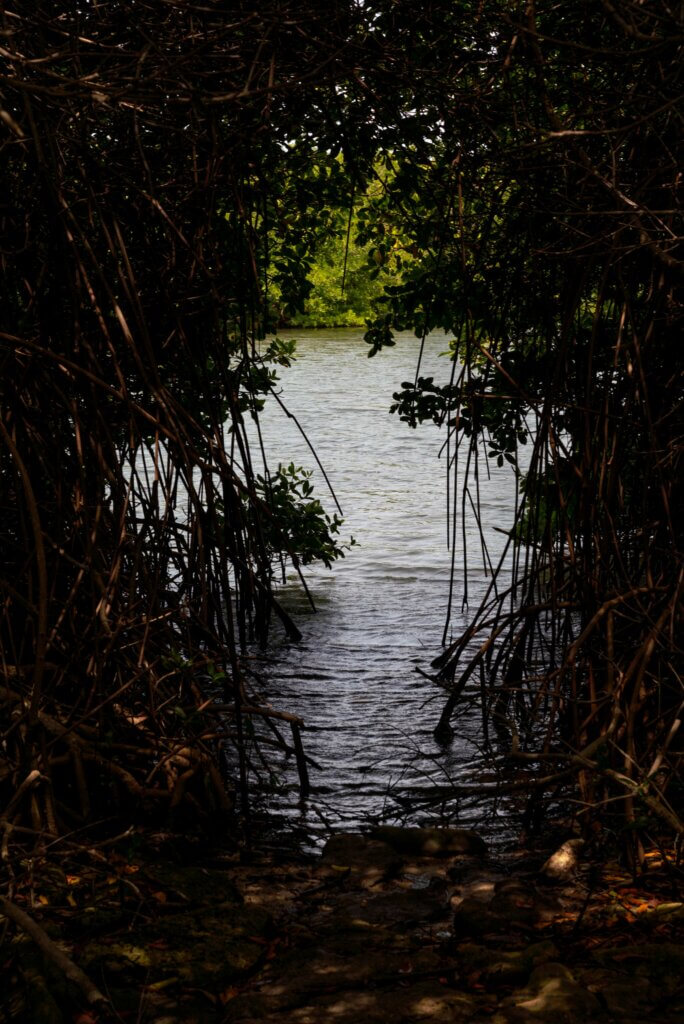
left=0, top=895, right=107, bottom=1007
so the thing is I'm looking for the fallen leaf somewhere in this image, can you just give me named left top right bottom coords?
left=219, top=986, right=240, bottom=1005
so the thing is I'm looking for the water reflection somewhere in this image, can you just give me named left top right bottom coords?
left=250, top=329, right=517, bottom=841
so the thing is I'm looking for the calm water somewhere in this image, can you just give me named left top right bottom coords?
left=248, top=329, right=517, bottom=842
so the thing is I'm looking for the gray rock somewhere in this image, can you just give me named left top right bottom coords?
left=320, top=833, right=402, bottom=888
left=370, top=825, right=486, bottom=858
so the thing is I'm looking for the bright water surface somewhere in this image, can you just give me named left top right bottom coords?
left=250, top=329, right=518, bottom=842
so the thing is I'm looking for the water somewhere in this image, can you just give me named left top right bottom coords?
left=248, top=329, right=518, bottom=841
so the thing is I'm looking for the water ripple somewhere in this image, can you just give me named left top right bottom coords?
left=248, top=330, right=517, bottom=842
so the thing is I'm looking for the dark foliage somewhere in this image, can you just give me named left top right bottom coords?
left=1, top=2, right=682, bottom=861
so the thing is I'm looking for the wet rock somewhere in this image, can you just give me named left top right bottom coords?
left=318, top=923, right=407, bottom=954
left=495, top=962, right=603, bottom=1022
left=539, top=838, right=584, bottom=884
left=456, top=940, right=559, bottom=987
left=452, top=896, right=515, bottom=938
left=142, top=862, right=243, bottom=906
left=593, top=942, right=684, bottom=994
left=450, top=865, right=504, bottom=894
left=73, top=905, right=128, bottom=936
left=593, top=973, right=652, bottom=1019
left=333, top=887, right=448, bottom=930
left=226, top=982, right=481, bottom=1023
left=81, top=904, right=272, bottom=989
left=230, top=943, right=445, bottom=1016
left=452, top=872, right=562, bottom=938
left=370, top=825, right=486, bottom=858
left=320, top=833, right=403, bottom=888
left=493, top=877, right=561, bottom=927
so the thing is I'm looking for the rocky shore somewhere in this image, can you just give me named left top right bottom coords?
left=2, top=826, right=683, bottom=1022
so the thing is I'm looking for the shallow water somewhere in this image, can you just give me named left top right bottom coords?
left=248, top=329, right=518, bottom=842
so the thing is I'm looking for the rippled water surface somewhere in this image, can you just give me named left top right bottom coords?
left=250, top=329, right=517, bottom=840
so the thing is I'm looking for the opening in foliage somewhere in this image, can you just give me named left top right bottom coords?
left=1, top=2, right=682, bottom=864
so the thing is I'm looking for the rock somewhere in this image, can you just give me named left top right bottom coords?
left=448, top=863, right=505, bottom=888
left=453, top=896, right=511, bottom=938
left=598, top=974, right=652, bottom=1018
left=370, top=825, right=486, bottom=858
left=493, top=877, right=561, bottom=927
left=230, top=944, right=445, bottom=1014
left=452, top=872, right=562, bottom=937
left=457, top=940, right=559, bottom=987
left=539, top=838, right=584, bottom=884
left=333, top=887, right=448, bottom=929
left=226, top=982, right=481, bottom=1023
left=81, top=904, right=272, bottom=988
left=142, top=862, right=243, bottom=906
left=593, top=942, right=684, bottom=992
left=320, top=833, right=402, bottom=888
left=495, top=962, right=603, bottom=1022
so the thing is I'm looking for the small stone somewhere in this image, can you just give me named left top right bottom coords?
left=539, top=839, right=584, bottom=884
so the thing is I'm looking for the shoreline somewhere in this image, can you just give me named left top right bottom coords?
left=2, top=823, right=681, bottom=1022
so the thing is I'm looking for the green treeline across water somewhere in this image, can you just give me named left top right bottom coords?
left=267, top=170, right=411, bottom=329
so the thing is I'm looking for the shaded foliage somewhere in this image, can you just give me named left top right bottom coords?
left=0, top=1, right=682, bottom=860
left=0, top=0, right=363, bottom=834
left=357, top=1, right=684, bottom=858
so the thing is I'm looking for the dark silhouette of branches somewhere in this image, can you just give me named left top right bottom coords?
left=361, top=0, right=683, bottom=859
left=0, top=1, right=362, bottom=836
left=0, top=1, right=681, bottom=862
